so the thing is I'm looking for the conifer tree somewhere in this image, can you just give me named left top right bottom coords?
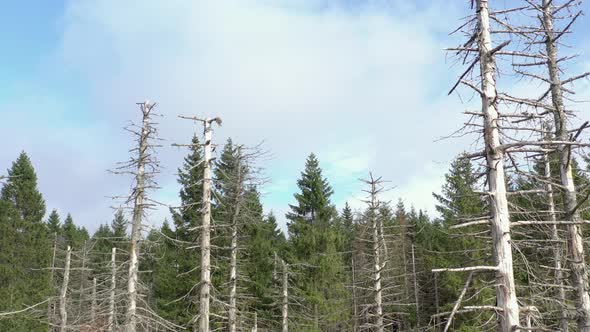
left=431, top=156, right=493, bottom=329
left=0, top=152, right=50, bottom=331
left=286, top=153, right=349, bottom=330
left=111, top=209, right=128, bottom=239
left=47, top=209, right=61, bottom=235
left=62, top=213, right=88, bottom=249
left=152, top=134, right=204, bottom=326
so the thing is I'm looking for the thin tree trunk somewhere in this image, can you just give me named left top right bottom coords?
left=91, top=277, right=97, bottom=326
left=544, top=150, right=568, bottom=331
left=411, top=244, right=420, bottom=328
left=252, top=312, right=257, bottom=332
left=126, top=102, right=151, bottom=332
left=282, top=259, right=288, bottom=332
left=369, top=178, right=384, bottom=332
left=229, top=153, right=244, bottom=332
left=109, top=248, right=117, bottom=332
left=443, top=272, right=473, bottom=332
left=200, top=118, right=215, bottom=332
left=541, top=1, right=590, bottom=329
left=48, top=232, right=58, bottom=332
left=434, top=273, right=440, bottom=331
left=59, top=246, right=71, bottom=332
left=476, top=0, right=520, bottom=329
left=78, top=240, right=87, bottom=316
left=352, top=255, right=358, bottom=332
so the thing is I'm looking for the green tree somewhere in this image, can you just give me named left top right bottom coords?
left=431, top=156, right=492, bottom=329
left=47, top=209, right=61, bottom=235
left=0, top=152, right=51, bottom=331
left=286, top=153, right=349, bottom=331
left=152, top=135, right=204, bottom=327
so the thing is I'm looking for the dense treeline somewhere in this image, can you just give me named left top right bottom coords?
left=3, top=144, right=589, bottom=331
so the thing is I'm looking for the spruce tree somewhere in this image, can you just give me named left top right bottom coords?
left=111, top=209, right=128, bottom=239
left=286, top=153, right=349, bottom=331
left=0, top=152, right=50, bottom=331
left=431, top=156, right=492, bottom=328
left=47, top=209, right=61, bottom=235
left=152, top=135, right=204, bottom=326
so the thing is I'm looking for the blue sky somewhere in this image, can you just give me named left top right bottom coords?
left=1, top=0, right=589, bottom=234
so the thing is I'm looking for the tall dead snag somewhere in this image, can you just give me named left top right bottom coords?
left=438, top=0, right=520, bottom=329
left=59, top=246, right=71, bottom=332
left=109, top=247, right=117, bottom=332
left=544, top=148, right=568, bottom=331
left=361, top=174, right=386, bottom=332
left=91, top=277, right=97, bottom=326
left=476, top=1, right=520, bottom=328
left=281, top=258, right=289, bottom=332
left=178, top=115, right=222, bottom=332
left=228, top=148, right=244, bottom=332
left=540, top=1, right=590, bottom=328
left=47, top=232, right=58, bottom=331
left=124, top=101, right=160, bottom=332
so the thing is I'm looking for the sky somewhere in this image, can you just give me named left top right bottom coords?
left=1, top=0, right=589, bottom=234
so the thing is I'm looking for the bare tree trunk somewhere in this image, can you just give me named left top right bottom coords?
left=372, top=203, right=384, bottom=332
left=541, top=1, right=590, bottom=329
left=251, top=312, right=257, bottom=332
left=411, top=244, right=420, bottom=328
left=544, top=150, right=568, bottom=331
left=48, top=232, right=58, bottom=332
left=91, top=277, right=97, bottom=326
left=78, top=240, right=87, bottom=316
left=229, top=153, right=244, bottom=332
left=126, top=101, right=153, bottom=332
left=282, top=259, right=288, bottom=332
left=434, top=273, right=440, bottom=331
left=443, top=272, right=473, bottom=332
left=199, top=118, right=217, bottom=332
left=59, top=246, right=71, bottom=332
left=476, top=0, right=520, bottom=329
left=352, top=255, right=358, bottom=332
left=109, top=247, right=117, bottom=332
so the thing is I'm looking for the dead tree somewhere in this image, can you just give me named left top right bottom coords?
left=47, top=232, right=58, bottom=331
left=282, top=258, right=289, bottom=332
left=109, top=101, right=163, bottom=331
left=125, top=101, right=156, bottom=331
left=59, top=246, right=71, bottom=332
left=438, top=0, right=520, bottom=329
left=109, top=247, right=117, bottom=332
left=475, top=1, right=520, bottom=328
left=539, top=1, right=590, bottom=328
left=177, top=115, right=222, bottom=332
left=544, top=147, right=568, bottom=331
left=228, top=148, right=244, bottom=332
left=361, top=174, right=386, bottom=332
left=482, top=0, right=590, bottom=328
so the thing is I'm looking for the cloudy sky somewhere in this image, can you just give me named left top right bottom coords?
left=1, top=0, right=589, bottom=234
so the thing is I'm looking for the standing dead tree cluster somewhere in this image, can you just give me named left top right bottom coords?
left=437, top=0, right=590, bottom=330
left=348, top=176, right=420, bottom=331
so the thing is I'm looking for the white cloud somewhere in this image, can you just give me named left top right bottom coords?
left=2, top=0, right=474, bottom=233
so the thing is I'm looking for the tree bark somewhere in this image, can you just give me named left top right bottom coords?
left=542, top=1, right=590, bottom=329
left=411, top=244, right=420, bottom=328
left=476, top=0, right=520, bottom=329
left=199, top=118, right=214, bottom=332
left=48, top=232, right=57, bottom=332
left=91, top=277, right=97, bottom=326
left=544, top=150, right=568, bottom=331
left=109, top=247, right=117, bottom=332
left=229, top=153, right=244, bottom=332
left=126, top=102, right=151, bottom=332
left=282, top=259, right=289, bottom=332
left=59, top=246, right=71, bottom=332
